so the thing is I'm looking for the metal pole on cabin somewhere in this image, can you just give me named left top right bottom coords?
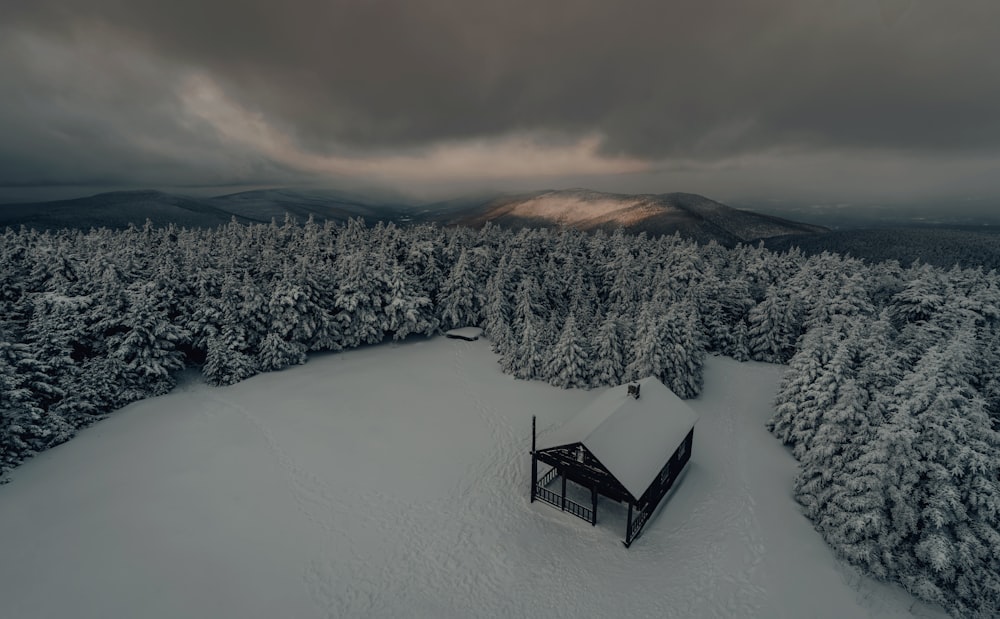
left=530, top=416, right=537, bottom=503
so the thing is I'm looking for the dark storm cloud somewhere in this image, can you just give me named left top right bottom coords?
left=0, top=27, right=308, bottom=190
left=2, top=0, right=1000, bottom=200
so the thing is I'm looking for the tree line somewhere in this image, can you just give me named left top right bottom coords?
left=0, top=216, right=998, bottom=616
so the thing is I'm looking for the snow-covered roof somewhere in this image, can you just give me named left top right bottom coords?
left=445, top=327, right=484, bottom=341
left=536, top=377, right=699, bottom=499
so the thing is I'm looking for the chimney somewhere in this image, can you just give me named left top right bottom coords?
left=628, top=383, right=641, bottom=399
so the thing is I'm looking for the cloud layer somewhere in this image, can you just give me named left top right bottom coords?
left=2, top=0, right=999, bottom=203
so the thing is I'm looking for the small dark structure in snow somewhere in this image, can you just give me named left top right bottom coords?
left=530, top=377, right=699, bottom=547
left=445, top=326, right=483, bottom=341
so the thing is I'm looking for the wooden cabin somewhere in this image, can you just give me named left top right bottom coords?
left=530, top=377, right=699, bottom=547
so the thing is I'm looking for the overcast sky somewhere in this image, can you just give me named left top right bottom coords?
left=2, top=0, right=999, bottom=207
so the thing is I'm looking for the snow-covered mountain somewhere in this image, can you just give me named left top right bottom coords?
left=445, top=189, right=828, bottom=245
left=0, top=187, right=826, bottom=246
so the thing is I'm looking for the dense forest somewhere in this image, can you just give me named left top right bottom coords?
left=1, top=217, right=998, bottom=617
left=765, top=226, right=1000, bottom=270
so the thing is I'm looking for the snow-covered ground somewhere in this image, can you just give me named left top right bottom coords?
left=0, top=337, right=947, bottom=618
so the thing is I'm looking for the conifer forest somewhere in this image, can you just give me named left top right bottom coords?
left=1, top=217, right=999, bottom=616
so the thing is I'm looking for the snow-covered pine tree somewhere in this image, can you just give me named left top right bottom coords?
left=890, top=263, right=945, bottom=326
left=786, top=323, right=861, bottom=460
left=405, top=236, right=443, bottom=304
left=491, top=317, right=515, bottom=363
left=813, top=330, right=1000, bottom=617
left=567, top=271, right=598, bottom=333
left=512, top=276, right=546, bottom=333
left=793, top=373, right=870, bottom=520
left=203, top=325, right=259, bottom=387
left=106, top=281, right=188, bottom=397
left=284, top=259, right=341, bottom=351
left=660, top=302, right=706, bottom=399
left=438, top=248, right=482, bottom=330
left=50, top=355, right=123, bottom=426
left=0, top=335, right=74, bottom=475
left=747, top=285, right=797, bottom=363
left=806, top=271, right=875, bottom=329
left=729, top=318, right=751, bottom=362
left=509, top=309, right=545, bottom=380
left=383, top=260, right=437, bottom=340
left=625, top=303, right=665, bottom=383
left=545, top=313, right=592, bottom=389
left=22, top=293, right=85, bottom=406
left=482, top=254, right=514, bottom=342
left=256, top=332, right=307, bottom=372
left=605, top=235, right=640, bottom=316
left=333, top=250, right=385, bottom=349
left=236, top=271, right=270, bottom=352
left=591, top=311, right=626, bottom=387
left=768, top=323, right=838, bottom=447
left=854, top=311, right=905, bottom=407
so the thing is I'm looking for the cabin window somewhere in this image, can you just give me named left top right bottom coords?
left=677, top=440, right=687, bottom=461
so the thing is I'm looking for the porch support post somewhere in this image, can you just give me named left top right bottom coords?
left=591, top=486, right=598, bottom=526
left=561, top=473, right=567, bottom=511
left=625, top=501, right=634, bottom=547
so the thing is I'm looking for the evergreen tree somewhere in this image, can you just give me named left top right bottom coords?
left=438, top=248, right=482, bottom=330
left=769, top=324, right=838, bottom=446
left=256, top=332, right=307, bottom=372
left=545, top=313, right=591, bottom=389
left=482, top=255, right=514, bottom=341
left=812, top=331, right=1000, bottom=617
left=729, top=318, right=751, bottom=362
left=0, top=337, right=74, bottom=474
left=787, top=326, right=861, bottom=460
left=794, top=374, right=869, bottom=519
left=625, top=303, right=665, bottom=383
left=591, top=311, right=626, bottom=387
left=747, top=285, right=797, bottom=363
left=106, top=281, right=188, bottom=397
left=661, top=302, right=706, bottom=399
left=269, top=260, right=339, bottom=352
left=509, top=311, right=544, bottom=380
left=203, top=326, right=259, bottom=387
left=334, top=251, right=385, bottom=348
left=383, top=260, right=437, bottom=340
left=891, top=264, right=945, bottom=326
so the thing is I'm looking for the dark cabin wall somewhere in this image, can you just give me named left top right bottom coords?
left=639, top=428, right=694, bottom=507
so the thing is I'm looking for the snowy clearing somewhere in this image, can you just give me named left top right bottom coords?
left=0, top=337, right=946, bottom=618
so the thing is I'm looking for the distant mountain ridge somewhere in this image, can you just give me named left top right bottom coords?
left=0, top=188, right=404, bottom=231
left=0, top=187, right=826, bottom=247
left=444, top=189, right=828, bottom=245
left=0, top=190, right=258, bottom=230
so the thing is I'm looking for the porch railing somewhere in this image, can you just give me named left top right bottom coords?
left=537, top=466, right=559, bottom=488
left=535, top=479, right=593, bottom=523
left=627, top=505, right=650, bottom=544
left=563, top=497, right=593, bottom=522
left=535, top=484, right=562, bottom=509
